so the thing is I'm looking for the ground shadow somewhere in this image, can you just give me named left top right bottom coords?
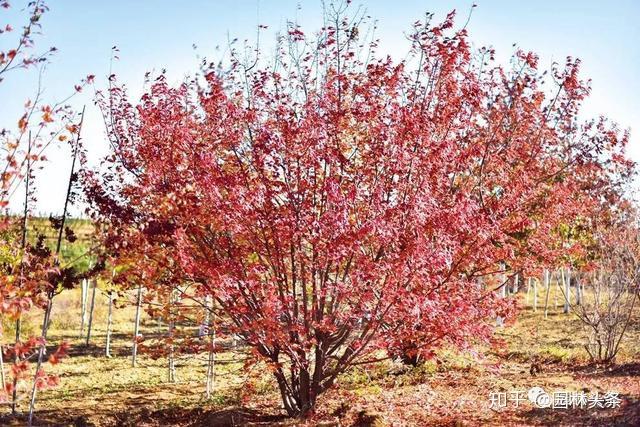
left=1, top=406, right=290, bottom=427
left=519, top=395, right=640, bottom=427
left=572, top=362, right=640, bottom=378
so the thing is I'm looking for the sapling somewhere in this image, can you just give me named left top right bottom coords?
left=27, top=107, right=85, bottom=427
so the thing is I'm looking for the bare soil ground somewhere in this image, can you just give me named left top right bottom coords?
left=1, top=288, right=639, bottom=426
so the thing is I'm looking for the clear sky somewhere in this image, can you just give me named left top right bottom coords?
left=1, top=0, right=638, bottom=216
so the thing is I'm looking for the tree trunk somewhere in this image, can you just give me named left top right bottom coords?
left=79, top=278, right=88, bottom=338
left=105, top=291, right=114, bottom=358
left=11, top=318, right=21, bottom=414
left=563, top=267, right=571, bottom=314
left=14, top=135, right=30, bottom=415
left=496, top=262, right=507, bottom=326
left=205, top=296, right=216, bottom=399
left=500, top=262, right=507, bottom=298
left=543, top=269, right=551, bottom=319
left=576, top=275, right=582, bottom=306
left=533, top=278, right=538, bottom=312
left=132, top=284, right=143, bottom=367
left=0, top=343, right=6, bottom=392
left=27, top=295, right=54, bottom=426
left=85, top=278, right=98, bottom=346
left=168, top=290, right=177, bottom=383
left=554, top=271, right=559, bottom=310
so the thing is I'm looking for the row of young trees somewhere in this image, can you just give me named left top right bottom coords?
left=84, top=4, right=637, bottom=418
left=520, top=226, right=640, bottom=364
left=0, top=0, right=637, bottom=421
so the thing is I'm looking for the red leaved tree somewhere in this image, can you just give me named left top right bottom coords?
left=87, top=6, right=631, bottom=417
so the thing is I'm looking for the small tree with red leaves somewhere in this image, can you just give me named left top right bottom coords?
left=88, top=4, right=633, bottom=417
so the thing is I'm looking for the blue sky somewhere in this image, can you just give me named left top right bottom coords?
left=1, top=0, right=638, bottom=215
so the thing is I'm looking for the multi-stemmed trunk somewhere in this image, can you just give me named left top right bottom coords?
left=256, top=331, right=365, bottom=418
left=273, top=363, right=322, bottom=417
